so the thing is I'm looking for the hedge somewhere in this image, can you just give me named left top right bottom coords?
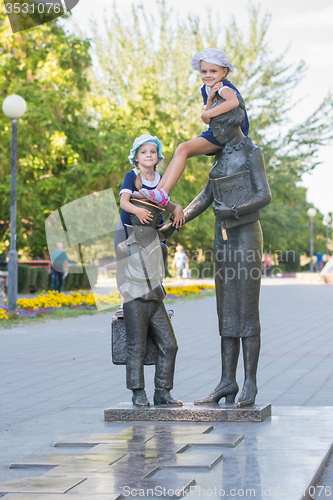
left=277, top=252, right=301, bottom=272
left=18, top=264, right=98, bottom=293
left=17, top=265, right=48, bottom=293
left=62, top=265, right=98, bottom=290
left=18, top=265, right=31, bottom=293
left=36, top=268, right=49, bottom=291
left=189, top=261, right=215, bottom=279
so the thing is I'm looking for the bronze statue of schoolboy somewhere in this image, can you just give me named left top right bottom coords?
left=116, top=199, right=182, bottom=407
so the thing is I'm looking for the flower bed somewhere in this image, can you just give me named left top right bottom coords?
left=164, top=284, right=214, bottom=298
left=0, top=290, right=121, bottom=320
left=0, top=285, right=215, bottom=321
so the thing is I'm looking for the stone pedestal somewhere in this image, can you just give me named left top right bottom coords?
left=104, top=403, right=271, bottom=423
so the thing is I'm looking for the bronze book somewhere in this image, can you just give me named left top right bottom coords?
left=211, top=170, right=254, bottom=207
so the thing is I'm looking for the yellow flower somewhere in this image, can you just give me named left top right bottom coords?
left=164, top=284, right=214, bottom=297
left=1, top=285, right=214, bottom=322
left=0, top=308, right=9, bottom=320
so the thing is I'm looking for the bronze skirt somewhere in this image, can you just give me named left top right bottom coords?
left=214, top=220, right=263, bottom=338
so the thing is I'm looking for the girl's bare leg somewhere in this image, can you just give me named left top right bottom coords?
left=157, top=137, right=221, bottom=194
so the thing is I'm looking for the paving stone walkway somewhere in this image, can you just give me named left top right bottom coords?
left=1, top=284, right=333, bottom=498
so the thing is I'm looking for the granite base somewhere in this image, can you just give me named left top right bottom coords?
left=104, top=402, right=271, bottom=422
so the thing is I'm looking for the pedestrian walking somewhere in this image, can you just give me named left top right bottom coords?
left=172, top=245, right=189, bottom=283
left=50, top=242, right=68, bottom=292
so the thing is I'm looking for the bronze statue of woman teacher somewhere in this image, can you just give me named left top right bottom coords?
left=162, top=96, right=271, bottom=407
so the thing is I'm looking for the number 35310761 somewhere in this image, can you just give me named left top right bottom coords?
left=277, top=485, right=331, bottom=497
left=5, top=3, right=62, bottom=14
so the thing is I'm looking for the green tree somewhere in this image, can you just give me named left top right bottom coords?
left=1, top=2, right=332, bottom=260
left=91, top=2, right=333, bottom=256
left=0, top=11, right=94, bottom=257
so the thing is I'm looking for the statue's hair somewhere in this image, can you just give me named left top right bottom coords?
left=210, top=95, right=245, bottom=129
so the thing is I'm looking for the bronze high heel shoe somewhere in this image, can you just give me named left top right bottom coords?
left=194, top=382, right=239, bottom=405
left=237, top=381, right=258, bottom=407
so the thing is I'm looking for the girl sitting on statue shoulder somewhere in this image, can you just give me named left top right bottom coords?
left=139, top=48, right=249, bottom=206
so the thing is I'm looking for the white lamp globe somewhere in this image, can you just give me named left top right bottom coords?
left=307, top=208, right=317, bottom=218
left=323, top=215, right=332, bottom=225
left=2, top=95, right=27, bottom=120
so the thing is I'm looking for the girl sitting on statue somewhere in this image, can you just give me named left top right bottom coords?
left=139, top=48, right=249, bottom=206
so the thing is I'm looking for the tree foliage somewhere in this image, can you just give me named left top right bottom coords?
left=0, top=11, right=97, bottom=256
left=0, top=2, right=332, bottom=259
left=91, top=1, right=333, bottom=255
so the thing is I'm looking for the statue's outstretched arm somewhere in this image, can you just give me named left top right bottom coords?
left=236, top=148, right=272, bottom=216
left=183, top=181, right=214, bottom=223
left=160, top=181, right=214, bottom=239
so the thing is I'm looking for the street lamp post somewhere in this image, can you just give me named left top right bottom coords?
left=323, top=215, right=332, bottom=264
left=2, top=95, right=27, bottom=313
left=307, top=208, right=317, bottom=273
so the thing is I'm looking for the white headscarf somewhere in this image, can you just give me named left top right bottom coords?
left=128, top=134, right=164, bottom=166
left=191, top=48, right=233, bottom=72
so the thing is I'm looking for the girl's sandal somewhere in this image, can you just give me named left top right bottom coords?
left=131, top=193, right=166, bottom=211
left=138, top=189, right=168, bottom=209
left=158, top=189, right=170, bottom=207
